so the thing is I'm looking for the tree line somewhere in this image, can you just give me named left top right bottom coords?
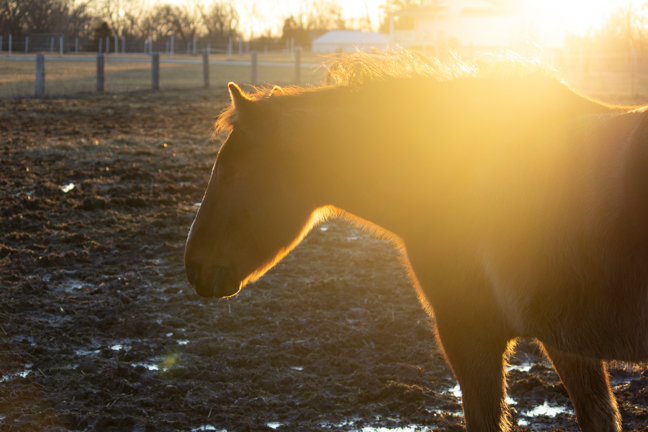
left=0, top=0, right=239, bottom=45
left=0, top=0, right=377, bottom=50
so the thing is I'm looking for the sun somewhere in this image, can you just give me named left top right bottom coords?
left=528, top=0, right=637, bottom=34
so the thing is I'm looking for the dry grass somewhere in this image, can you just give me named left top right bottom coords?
left=2, top=53, right=648, bottom=105
left=0, top=53, right=327, bottom=98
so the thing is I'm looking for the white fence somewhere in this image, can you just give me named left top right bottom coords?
left=0, top=48, right=321, bottom=98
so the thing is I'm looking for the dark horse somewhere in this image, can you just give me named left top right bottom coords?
left=184, top=53, right=648, bottom=432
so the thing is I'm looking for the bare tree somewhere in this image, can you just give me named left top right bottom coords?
left=92, top=0, right=150, bottom=38
left=0, top=0, right=30, bottom=36
left=200, top=0, right=238, bottom=42
left=140, top=1, right=202, bottom=42
left=0, top=0, right=92, bottom=37
left=280, top=0, right=347, bottom=49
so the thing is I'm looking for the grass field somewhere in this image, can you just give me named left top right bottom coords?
left=2, top=52, right=648, bottom=104
left=0, top=53, right=329, bottom=98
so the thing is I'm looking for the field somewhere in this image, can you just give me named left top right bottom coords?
left=2, top=75, right=648, bottom=432
left=0, top=53, right=328, bottom=98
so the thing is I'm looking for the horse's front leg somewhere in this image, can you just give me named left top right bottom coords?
left=434, top=307, right=513, bottom=432
left=542, top=345, right=621, bottom=432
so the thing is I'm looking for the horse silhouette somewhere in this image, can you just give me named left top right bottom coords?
left=184, top=53, right=648, bottom=432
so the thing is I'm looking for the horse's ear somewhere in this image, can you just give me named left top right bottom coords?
left=228, top=82, right=250, bottom=110
left=269, top=85, right=284, bottom=96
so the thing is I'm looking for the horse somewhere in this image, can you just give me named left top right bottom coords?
left=184, top=52, right=648, bottom=432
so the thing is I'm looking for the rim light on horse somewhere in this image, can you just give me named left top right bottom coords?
left=184, top=53, right=648, bottom=432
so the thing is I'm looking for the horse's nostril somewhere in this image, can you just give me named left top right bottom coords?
left=185, top=264, right=199, bottom=287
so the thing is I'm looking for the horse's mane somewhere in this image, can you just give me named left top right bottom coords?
left=213, top=50, right=556, bottom=136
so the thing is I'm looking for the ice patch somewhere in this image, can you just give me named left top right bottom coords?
left=132, top=362, right=159, bottom=371
left=177, top=340, right=190, bottom=345
left=507, top=363, right=533, bottom=373
left=523, top=401, right=572, bottom=417
left=448, top=384, right=462, bottom=399
left=361, top=427, right=431, bottom=432
left=190, top=426, right=224, bottom=431
left=319, top=225, right=329, bottom=231
left=267, top=422, right=281, bottom=429
left=0, top=368, right=32, bottom=382
left=75, top=348, right=101, bottom=356
left=59, top=279, right=84, bottom=292
left=430, top=409, right=463, bottom=417
left=446, top=383, right=516, bottom=405
left=290, top=366, right=304, bottom=371
left=61, top=183, right=75, bottom=193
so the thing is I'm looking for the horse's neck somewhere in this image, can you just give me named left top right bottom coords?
left=307, top=114, right=438, bottom=240
left=302, top=81, right=626, bottom=246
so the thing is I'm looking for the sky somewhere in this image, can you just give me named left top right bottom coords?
left=163, top=0, right=645, bottom=40
left=234, top=0, right=384, bottom=38
left=528, top=0, right=640, bottom=34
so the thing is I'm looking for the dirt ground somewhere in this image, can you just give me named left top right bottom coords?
left=2, top=87, right=648, bottom=432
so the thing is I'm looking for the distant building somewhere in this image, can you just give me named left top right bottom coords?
left=312, top=30, right=390, bottom=53
left=388, top=0, right=563, bottom=57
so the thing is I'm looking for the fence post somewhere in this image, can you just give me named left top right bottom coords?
left=238, top=39, right=242, bottom=56
left=114, top=34, right=118, bottom=56
left=75, top=37, right=78, bottom=53
left=295, top=47, right=301, bottom=84
left=99, top=38, right=103, bottom=53
left=202, top=48, right=209, bottom=88
left=228, top=36, right=232, bottom=59
left=59, top=36, right=63, bottom=56
left=9, top=34, right=12, bottom=56
left=35, top=54, right=45, bottom=98
left=250, top=51, right=257, bottom=86
left=193, top=37, right=197, bottom=55
left=25, top=36, right=28, bottom=53
left=1, top=36, right=3, bottom=53
left=122, top=38, right=125, bottom=54
left=152, top=52, right=160, bottom=90
left=106, top=36, right=109, bottom=54
left=170, top=35, right=174, bottom=58
left=290, top=37, right=294, bottom=59
left=96, top=53, right=104, bottom=92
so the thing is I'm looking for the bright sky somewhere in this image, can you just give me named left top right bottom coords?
left=161, top=0, right=644, bottom=40
left=235, top=0, right=384, bottom=38
left=233, top=0, right=644, bottom=39
left=528, top=0, right=639, bottom=34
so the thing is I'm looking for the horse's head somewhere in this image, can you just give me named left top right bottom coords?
left=184, top=83, right=321, bottom=298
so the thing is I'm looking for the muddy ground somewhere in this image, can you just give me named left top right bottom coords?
left=1, top=88, right=648, bottom=432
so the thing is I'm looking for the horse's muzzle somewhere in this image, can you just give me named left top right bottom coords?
left=186, top=264, right=239, bottom=298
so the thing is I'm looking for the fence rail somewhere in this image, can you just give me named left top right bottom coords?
left=0, top=34, right=304, bottom=58
left=0, top=48, right=324, bottom=98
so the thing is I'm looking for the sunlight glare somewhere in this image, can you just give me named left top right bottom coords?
left=529, top=0, right=639, bottom=34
